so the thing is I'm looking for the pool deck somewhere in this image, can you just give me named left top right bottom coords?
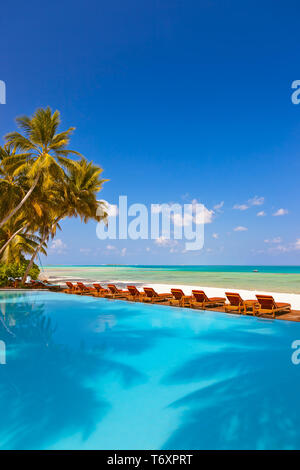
left=2, top=287, right=300, bottom=323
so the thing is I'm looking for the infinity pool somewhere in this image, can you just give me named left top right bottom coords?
left=0, top=290, right=300, bottom=450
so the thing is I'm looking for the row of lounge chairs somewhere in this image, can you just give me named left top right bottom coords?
left=64, top=282, right=291, bottom=318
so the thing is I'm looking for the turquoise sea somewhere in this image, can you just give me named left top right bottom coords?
left=43, top=265, right=300, bottom=294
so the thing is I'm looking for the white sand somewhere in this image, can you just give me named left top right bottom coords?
left=44, top=274, right=300, bottom=310
left=143, top=283, right=300, bottom=310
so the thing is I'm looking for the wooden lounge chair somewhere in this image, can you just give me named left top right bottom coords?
left=107, top=284, right=130, bottom=298
left=170, top=289, right=192, bottom=307
left=143, top=287, right=172, bottom=303
left=76, top=282, right=95, bottom=295
left=30, top=280, right=47, bottom=289
left=190, top=290, right=226, bottom=309
left=127, top=285, right=146, bottom=301
left=256, top=294, right=291, bottom=318
left=225, top=292, right=258, bottom=315
left=92, top=283, right=109, bottom=296
left=64, top=282, right=79, bottom=293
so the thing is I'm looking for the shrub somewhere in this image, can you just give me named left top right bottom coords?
left=0, top=261, right=40, bottom=287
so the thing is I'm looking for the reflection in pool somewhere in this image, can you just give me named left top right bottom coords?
left=0, top=290, right=300, bottom=450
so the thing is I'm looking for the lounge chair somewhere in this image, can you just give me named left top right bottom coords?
left=92, top=283, right=109, bottom=296
left=35, top=279, right=61, bottom=291
left=77, top=282, right=96, bottom=295
left=127, top=285, right=146, bottom=301
left=225, top=292, right=258, bottom=315
left=29, top=280, right=48, bottom=289
left=256, top=294, right=291, bottom=318
left=190, top=290, right=226, bottom=309
left=107, top=284, right=130, bottom=298
left=64, top=282, right=79, bottom=293
left=143, top=287, right=172, bottom=303
left=7, top=277, right=20, bottom=288
left=170, top=289, right=192, bottom=307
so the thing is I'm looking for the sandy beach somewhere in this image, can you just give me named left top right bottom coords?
left=41, top=269, right=300, bottom=310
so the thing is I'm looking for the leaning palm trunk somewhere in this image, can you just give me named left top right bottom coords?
left=21, top=214, right=63, bottom=284
left=0, top=225, right=26, bottom=255
left=21, top=230, right=48, bottom=284
left=0, top=172, right=41, bottom=229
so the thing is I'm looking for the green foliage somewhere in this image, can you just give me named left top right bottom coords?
left=0, top=107, right=107, bottom=285
left=0, top=260, right=40, bottom=286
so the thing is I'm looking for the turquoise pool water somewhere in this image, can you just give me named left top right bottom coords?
left=0, top=290, right=300, bottom=450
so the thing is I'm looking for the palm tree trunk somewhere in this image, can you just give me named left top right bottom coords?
left=21, top=231, right=48, bottom=284
left=0, top=226, right=25, bottom=255
left=0, top=171, right=41, bottom=229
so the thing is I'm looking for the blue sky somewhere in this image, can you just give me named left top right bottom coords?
left=1, top=0, right=300, bottom=265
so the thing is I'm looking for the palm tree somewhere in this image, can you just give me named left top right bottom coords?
left=21, top=157, right=108, bottom=283
left=0, top=144, right=28, bottom=223
left=0, top=217, right=46, bottom=265
left=0, top=107, right=81, bottom=228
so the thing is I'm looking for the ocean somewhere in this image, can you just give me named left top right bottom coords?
left=42, top=265, right=300, bottom=294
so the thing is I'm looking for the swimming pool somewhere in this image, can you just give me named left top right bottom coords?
left=0, top=290, right=300, bottom=450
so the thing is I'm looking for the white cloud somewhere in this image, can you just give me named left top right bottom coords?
left=172, top=212, right=193, bottom=227
left=50, top=239, right=67, bottom=254
left=233, top=204, right=249, bottom=211
left=248, top=196, right=264, bottom=206
left=264, top=237, right=282, bottom=244
left=294, top=239, right=300, bottom=250
left=146, top=247, right=150, bottom=252
left=155, top=237, right=178, bottom=247
left=213, top=201, right=224, bottom=211
left=273, top=208, right=288, bottom=216
left=233, top=196, right=264, bottom=211
left=266, top=238, right=300, bottom=254
left=106, top=244, right=117, bottom=250
left=121, top=248, right=127, bottom=256
left=257, top=211, right=266, bottom=217
left=197, top=207, right=214, bottom=224
left=269, top=244, right=289, bottom=253
left=98, top=200, right=118, bottom=217
left=212, top=233, right=219, bottom=239
left=234, top=226, right=248, bottom=232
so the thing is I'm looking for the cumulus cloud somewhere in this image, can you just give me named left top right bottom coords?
left=294, top=239, right=300, bottom=250
left=213, top=201, right=224, bottom=212
left=273, top=208, right=288, bottom=216
left=266, top=238, right=300, bottom=254
left=234, top=226, right=248, bottom=232
left=212, top=233, right=219, bottom=239
left=155, top=237, right=178, bottom=247
left=50, top=239, right=67, bottom=254
left=257, top=211, right=266, bottom=217
left=264, top=237, right=282, bottom=244
left=248, top=196, right=264, bottom=206
left=233, top=204, right=249, bottom=211
left=233, top=196, right=264, bottom=211
left=98, top=200, right=118, bottom=217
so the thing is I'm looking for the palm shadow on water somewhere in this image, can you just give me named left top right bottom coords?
left=161, top=323, right=300, bottom=450
left=0, top=293, right=165, bottom=449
